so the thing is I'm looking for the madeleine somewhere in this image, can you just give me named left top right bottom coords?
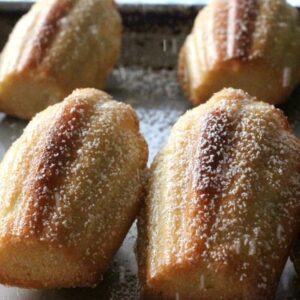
left=179, top=0, right=300, bottom=106
left=0, top=88, right=148, bottom=288
left=0, top=0, right=122, bottom=119
left=138, top=88, right=300, bottom=300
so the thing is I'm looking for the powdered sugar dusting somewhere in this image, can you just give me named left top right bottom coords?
left=0, top=69, right=299, bottom=298
left=182, top=0, right=300, bottom=105
left=109, top=66, right=190, bottom=164
left=140, top=88, right=300, bottom=299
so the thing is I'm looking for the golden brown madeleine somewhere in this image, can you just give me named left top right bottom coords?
left=0, top=0, right=122, bottom=120
left=179, top=0, right=300, bottom=106
left=138, top=88, right=300, bottom=300
left=0, top=88, right=148, bottom=289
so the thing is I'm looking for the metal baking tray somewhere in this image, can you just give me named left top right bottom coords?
left=0, top=2, right=300, bottom=299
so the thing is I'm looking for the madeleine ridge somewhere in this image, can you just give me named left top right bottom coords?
left=0, top=88, right=148, bottom=289
left=0, top=0, right=122, bottom=120
left=138, top=88, right=300, bottom=300
left=179, top=0, right=300, bottom=106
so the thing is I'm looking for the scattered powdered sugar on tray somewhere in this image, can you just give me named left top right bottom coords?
left=109, top=67, right=190, bottom=164
left=0, top=114, right=25, bottom=159
left=281, top=86, right=300, bottom=138
left=0, top=68, right=299, bottom=299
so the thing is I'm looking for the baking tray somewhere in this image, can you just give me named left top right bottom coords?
left=0, top=2, right=300, bottom=299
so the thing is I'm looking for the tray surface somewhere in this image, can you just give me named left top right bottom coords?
left=0, top=66, right=299, bottom=300
left=0, top=3, right=300, bottom=299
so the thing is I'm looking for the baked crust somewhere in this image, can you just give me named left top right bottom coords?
left=178, top=0, right=300, bottom=106
left=0, top=0, right=122, bottom=120
left=138, top=88, right=300, bottom=300
left=0, top=88, right=148, bottom=288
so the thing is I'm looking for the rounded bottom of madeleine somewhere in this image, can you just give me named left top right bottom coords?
left=0, top=238, right=103, bottom=289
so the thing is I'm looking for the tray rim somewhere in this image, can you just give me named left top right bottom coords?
left=0, top=0, right=204, bottom=12
left=0, top=0, right=298, bottom=13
